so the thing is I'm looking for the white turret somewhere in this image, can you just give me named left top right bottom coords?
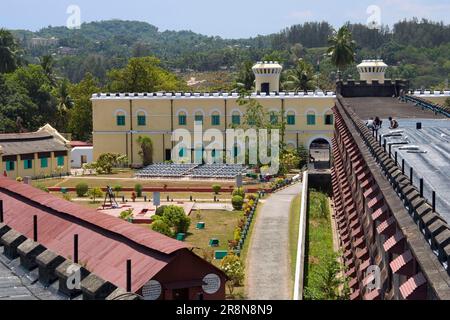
left=252, top=61, right=283, bottom=94
left=357, top=59, right=388, bottom=84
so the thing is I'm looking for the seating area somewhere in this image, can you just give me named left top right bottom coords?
left=135, top=163, right=246, bottom=179
left=190, top=164, right=246, bottom=179
left=135, top=163, right=197, bottom=178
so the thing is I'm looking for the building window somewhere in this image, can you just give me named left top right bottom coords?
left=287, top=114, right=295, bottom=125
left=178, top=113, right=187, bottom=126
left=40, top=158, right=48, bottom=168
left=325, top=114, right=334, bottom=125
left=233, top=145, right=239, bottom=157
left=211, top=114, right=220, bottom=126
left=6, top=161, right=15, bottom=171
left=137, top=115, right=146, bottom=126
left=307, top=113, right=316, bottom=125
left=117, top=115, right=126, bottom=126
left=194, top=114, right=203, bottom=123
left=57, top=156, right=64, bottom=166
left=270, top=113, right=278, bottom=125
left=232, top=114, right=241, bottom=125
left=24, top=159, right=32, bottom=170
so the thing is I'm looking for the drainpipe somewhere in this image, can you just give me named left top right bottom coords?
left=129, top=99, right=133, bottom=166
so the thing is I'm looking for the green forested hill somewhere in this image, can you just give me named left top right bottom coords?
left=8, top=18, right=450, bottom=88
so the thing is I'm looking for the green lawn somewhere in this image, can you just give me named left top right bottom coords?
left=186, top=209, right=243, bottom=265
left=288, top=194, right=301, bottom=287
left=303, top=191, right=334, bottom=299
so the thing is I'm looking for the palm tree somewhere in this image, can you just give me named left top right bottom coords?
left=0, top=29, right=19, bottom=73
left=55, top=79, right=74, bottom=130
left=40, top=55, right=57, bottom=86
left=234, top=61, right=255, bottom=91
left=283, top=59, right=315, bottom=92
left=327, top=26, right=356, bottom=80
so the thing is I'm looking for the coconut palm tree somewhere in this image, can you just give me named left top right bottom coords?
left=327, top=26, right=356, bottom=80
left=0, top=29, right=19, bottom=73
left=283, top=59, right=315, bottom=92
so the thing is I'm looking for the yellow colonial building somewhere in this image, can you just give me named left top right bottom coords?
left=91, top=61, right=335, bottom=166
left=0, top=124, right=71, bottom=179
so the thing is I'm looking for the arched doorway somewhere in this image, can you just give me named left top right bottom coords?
left=309, top=138, right=331, bottom=170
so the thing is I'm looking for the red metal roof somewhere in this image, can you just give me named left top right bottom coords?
left=0, top=177, right=189, bottom=292
left=70, top=141, right=93, bottom=147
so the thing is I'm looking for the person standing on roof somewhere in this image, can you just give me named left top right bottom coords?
left=366, top=117, right=375, bottom=129
left=374, top=117, right=382, bottom=130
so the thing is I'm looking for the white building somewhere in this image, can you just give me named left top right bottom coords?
left=70, top=142, right=93, bottom=168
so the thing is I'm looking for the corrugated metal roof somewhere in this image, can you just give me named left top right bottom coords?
left=0, top=132, right=68, bottom=156
left=0, top=177, right=189, bottom=292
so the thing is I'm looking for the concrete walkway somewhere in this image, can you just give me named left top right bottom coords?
left=246, top=183, right=301, bottom=300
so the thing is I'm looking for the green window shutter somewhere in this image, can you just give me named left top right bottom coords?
left=57, top=156, right=64, bottom=166
left=232, top=115, right=240, bottom=125
left=212, top=115, right=220, bottom=126
left=325, top=114, right=334, bottom=125
left=270, top=114, right=278, bottom=125
left=307, top=114, right=316, bottom=125
left=137, top=115, right=146, bottom=126
left=40, top=158, right=48, bottom=168
left=179, top=148, right=185, bottom=157
left=6, top=161, right=14, bottom=171
left=287, top=115, right=296, bottom=125
left=179, top=115, right=186, bottom=125
left=24, top=159, right=32, bottom=170
left=194, top=115, right=203, bottom=123
left=117, top=115, right=125, bottom=126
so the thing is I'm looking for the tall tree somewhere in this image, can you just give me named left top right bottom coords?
left=234, top=61, right=255, bottom=91
left=284, top=59, right=315, bottom=92
left=40, top=55, right=57, bottom=86
left=327, top=26, right=356, bottom=80
left=107, top=56, right=185, bottom=92
left=68, top=73, right=99, bottom=141
left=0, top=29, right=19, bottom=73
left=137, top=135, right=154, bottom=166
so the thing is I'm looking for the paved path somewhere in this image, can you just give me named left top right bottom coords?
left=246, top=183, right=301, bottom=300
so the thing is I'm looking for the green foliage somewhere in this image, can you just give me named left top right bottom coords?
left=75, top=182, right=89, bottom=197
left=137, top=136, right=153, bottom=166
left=16, top=176, right=23, bottom=182
left=119, top=209, right=133, bottom=220
left=327, top=26, right=356, bottom=75
left=153, top=205, right=191, bottom=234
left=112, top=184, right=122, bottom=196
left=134, top=183, right=143, bottom=197
left=107, top=56, right=185, bottom=92
left=232, top=187, right=245, bottom=198
left=150, top=219, right=174, bottom=238
left=231, top=195, right=244, bottom=210
left=234, top=60, right=255, bottom=91
left=87, top=153, right=127, bottom=174
left=304, top=252, right=348, bottom=300
left=280, top=149, right=301, bottom=174
left=0, top=29, right=20, bottom=73
left=87, top=187, right=103, bottom=203
left=212, top=184, right=221, bottom=194
left=283, top=59, right=315, bottom=92
left=155, top=205, right=168, bottom=216
left=220, top=253, right=245, bottom=295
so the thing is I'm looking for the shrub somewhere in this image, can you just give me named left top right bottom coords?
left=134, top=184, right=143, bottom=197
left=232, top=187, right=245, bottom=198
left=220, top=253, right=245, bottom=295
left=231, top=195, right=244, bottom=210
left=75, top=183, right=89, bottom=197
left=150, top=220, right=174, bottom=237
left=246, top=194, right=256, bottom=201
left=162, top=205, right=191, bottom=234
left=119, top=209, right=133, bottom=220
left=113, top=184, right=122, bottom=197
left=63, top=194, right=72, bottom=202
left=212, top=184, right=221, bottom=194
left=16, top=176, right=23, bottom=182
left=155, top=205, right=168, bottom=216
left=88, top=187, right=103, bottom=203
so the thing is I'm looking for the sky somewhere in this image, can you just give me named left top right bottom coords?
left=1, top=0, right=450, bottom=38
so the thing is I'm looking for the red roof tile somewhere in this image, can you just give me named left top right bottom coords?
left=390, top=250, right=413, bottom=274
left=399, top=273, right=427, bottom=300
